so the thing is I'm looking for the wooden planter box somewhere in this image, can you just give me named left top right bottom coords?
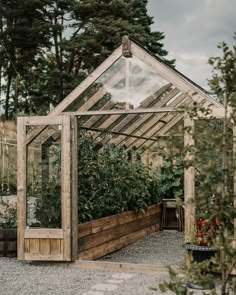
left=77, top=204, right=161, bottom=260
left=0, top=229, right=17, bottom=257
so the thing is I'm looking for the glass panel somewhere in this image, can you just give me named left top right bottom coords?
left=64, top=55, right=172, bottom=112
left=26, top=125, right=62, bottom=228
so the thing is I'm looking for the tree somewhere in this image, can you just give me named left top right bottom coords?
left=0, top=0, right=52, bottom=119
left=1, top=0, right=173, bottom=118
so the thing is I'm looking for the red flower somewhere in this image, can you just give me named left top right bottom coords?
left=194, top=216, right=220, bottom=246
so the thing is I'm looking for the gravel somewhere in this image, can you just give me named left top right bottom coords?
left=0, top=258, right=173, bottom=295
left=1, top=231, right=223, bottom=295
left=99, top=230, right=185, bottom=266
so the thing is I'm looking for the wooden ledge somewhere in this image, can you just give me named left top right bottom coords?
left=72, top=260, right=181, bottom=275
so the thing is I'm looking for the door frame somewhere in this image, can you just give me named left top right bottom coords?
left=17, top=115, right=77, bottom=261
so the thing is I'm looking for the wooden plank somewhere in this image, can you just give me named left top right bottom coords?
left=50, top=46, right=122, bottom=116
left=78, top=224, right=160, bottom=260
left=25, top=229, right=63, bottom=239
left=71, top=116, right=78, bottom=261
left=25, top=253, right=63, bottom=261
left=64, top=107, right=180, bottom=117
left=50, top=239, right=62, bottom=255
left=78, top=204, right=161, bottom=238
left=17, top=117, right=26, bottom=260
left=29, top=239, right=40, bottom=254
left=78, top=212, right=160, bottom=252
left=40, top=239, right=51, bottom=255
left=184, top=116, right=195, bottom=243
left=24, top=116, right=62, bottom=126
left=61, top=115, right=71, bottom=261
left=24, top=239, right=30, bottom=253
left=74, top=260, right=177, bottom=275
left=81, top=126, right=157, bottom=142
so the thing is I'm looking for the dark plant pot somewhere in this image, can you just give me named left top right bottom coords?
left=185, top=243, right=216, bottom=263
left=0, top=228, right=17, bottom=257
left=185, top=244, right=216, bottom=290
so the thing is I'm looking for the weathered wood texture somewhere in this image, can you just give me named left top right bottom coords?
left=0, top=229, right=17, bottom=257
left=77, top=204, right=161, bottom=260
left=24, top=238, right=63, bottom=261
left=184, top=116, right=195, bottom=243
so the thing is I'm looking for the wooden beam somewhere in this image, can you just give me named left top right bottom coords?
left=80, top=126, right=157, bottom=142
left=24, top=229, right=63, bottom=239
left=17, top=117, right=26, bottom=260
left=71, top=116, right=78, bottom=261
left=24, top=116, right=62, bottom=126
left=184, top=116, right=195, bottom=243
left=61, top=115, right=72, bottom=261
left=50, top=46, right=122, bottom=116
left=63, top=107, right=181, bottom=116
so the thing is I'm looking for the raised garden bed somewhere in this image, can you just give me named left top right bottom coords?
left=78, top=204, right=161, bottom=260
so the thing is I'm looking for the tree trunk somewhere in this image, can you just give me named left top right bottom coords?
left=5, top=73, right=12, bottom=120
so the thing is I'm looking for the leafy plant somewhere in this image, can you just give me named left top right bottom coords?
left=157, top=34, right=236, bottom=295
left=78, top=131, right=161, bottom=223
left=158, top=156, right=184, bottom=200
left=0, top=197, right=17, bottom=228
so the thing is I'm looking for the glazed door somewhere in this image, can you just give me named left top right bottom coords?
left=17, top=115, right=77, bottom=261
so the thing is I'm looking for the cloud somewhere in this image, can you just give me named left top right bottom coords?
left=147, top=0, right=236, bottom=89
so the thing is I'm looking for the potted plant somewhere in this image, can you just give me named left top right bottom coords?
left=186, top=215, right=219, bottom=263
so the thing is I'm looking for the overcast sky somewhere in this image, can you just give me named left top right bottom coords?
left=147, top=0, right=236, bottom=89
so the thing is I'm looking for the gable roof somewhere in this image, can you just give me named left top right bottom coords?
left=46, top=37, right=224, bottom=150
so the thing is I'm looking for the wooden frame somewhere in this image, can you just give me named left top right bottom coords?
left=17, top=115, right=74, bottom=261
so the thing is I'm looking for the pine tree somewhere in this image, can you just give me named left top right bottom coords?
left=7, top=0, right=173, bottom=116
left=0, top=0, right=51, bottom=119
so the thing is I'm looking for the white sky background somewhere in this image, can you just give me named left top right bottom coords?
left=147, top=0, right=236, bottom=90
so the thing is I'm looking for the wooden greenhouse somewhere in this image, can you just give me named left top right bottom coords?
left=17, top=36, right=235, bottom=263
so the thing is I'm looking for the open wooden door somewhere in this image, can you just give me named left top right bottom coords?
left=17, top=115, right=78, bottom=261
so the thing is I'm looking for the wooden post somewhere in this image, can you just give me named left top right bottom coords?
left=61, top=115, right=71, bottom=261
left=184, top=115, right=195, bottom=243
left=71, top=116, right=78, bottom=261
left=122, top=36, right=132, bottom=58
left=17, top=117, right=26, bottom=260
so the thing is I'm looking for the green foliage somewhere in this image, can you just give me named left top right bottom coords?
left=78, top=131, right=161, bottom=223
left=0, top=197, right=17, bottom=229
left=158, top=156, right=184, bottom=200
left=158, top=33, right=236, bottom=295
left=34, top=180, right=61, bottom=228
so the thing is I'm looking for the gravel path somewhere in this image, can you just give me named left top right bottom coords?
left=0, top=258, right=173, bottom=295
left=99, top=231, right=185, bottom=266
